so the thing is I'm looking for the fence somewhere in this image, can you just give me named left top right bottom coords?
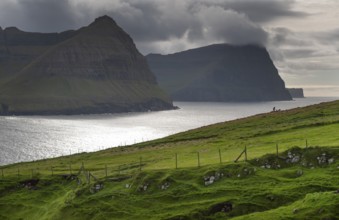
left=0, top=139, right=312, bottom=182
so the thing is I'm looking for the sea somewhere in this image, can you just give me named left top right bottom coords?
left=0, top=97, right=337, bottom=165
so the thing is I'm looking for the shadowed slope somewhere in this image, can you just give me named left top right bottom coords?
left=0, top=16, right=174, bottom=115
left=147, top=44, right=292, bottom=102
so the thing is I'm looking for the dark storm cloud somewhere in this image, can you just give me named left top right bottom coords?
left=102, top=1, right=194, bottom=42
left=0, top=0, right=307, bottom=53
left=98, top=0, right=306, bottom=48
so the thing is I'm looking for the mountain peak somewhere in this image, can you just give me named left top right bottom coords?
left=92, top=15, right=116, bottom=25
left=4, top=27, right=21, bottom=33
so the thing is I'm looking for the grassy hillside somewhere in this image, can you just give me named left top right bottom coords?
left=0, top=100, right=339, bottom=219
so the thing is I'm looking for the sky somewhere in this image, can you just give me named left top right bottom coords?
left=0, top=0, right=338, bottom=97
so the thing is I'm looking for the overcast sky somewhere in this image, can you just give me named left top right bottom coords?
left=0, top=0, right=338, bottom=97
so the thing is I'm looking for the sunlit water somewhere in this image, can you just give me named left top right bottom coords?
left=0, top=97, right=337, bottom=165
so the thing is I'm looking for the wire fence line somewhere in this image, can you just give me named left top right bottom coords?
left=0, top=139, right=312, bottom=182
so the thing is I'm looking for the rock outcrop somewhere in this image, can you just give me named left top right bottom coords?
left=287, top=88, right=305, bottom=98
left=147, top=44, right=292, bottom=102
left=0, top=15, right=174, bottom=115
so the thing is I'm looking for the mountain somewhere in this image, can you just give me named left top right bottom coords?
left=146, top=44, right=292, bottom=102
left=287, top=88, right=305, bottom=98
left=0, top=16, right=174, bottom=115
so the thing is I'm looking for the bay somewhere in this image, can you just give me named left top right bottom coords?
left=0, top=97, right=337, bottom=165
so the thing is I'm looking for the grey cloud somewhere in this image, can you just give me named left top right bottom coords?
left=313, top=28, right=339, bottom=45
left=281, top=49, right=316, bottom=59
left=283, top=60, right=339, bottom=73
left=96, top=1, right=268, bottom=46
left=203, top=0, right=308, bottom=23
left=18, top=0, right=78, bottom=32
left=103, top=1, right=195, bottom=42
left=269, top=27, right=313, bottom=47
left=0, top=0, right=304, bottom=54
left=192, top=6, right=268, bottom=46
left=0, top=0, right=78, bottom=32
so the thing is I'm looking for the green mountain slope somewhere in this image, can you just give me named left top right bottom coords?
left=147, top=44, right=292, bottom=102
left=0, top=16, right=174, bottom=115
left=1, top=100, right=338, bottom=219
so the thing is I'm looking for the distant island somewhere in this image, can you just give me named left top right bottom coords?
left=287, top=88, right=305, bottom=98
left=147, top=44, right=292, bottom=102
left=0, top=15, right=174, bottom=115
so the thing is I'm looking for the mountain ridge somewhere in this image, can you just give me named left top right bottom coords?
left=0, top=15, right=174, bottom=115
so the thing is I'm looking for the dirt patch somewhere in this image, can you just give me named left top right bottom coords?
left=208, top=201, right=233, bottom=214
left=19, top=179, right=39, bottom=190
left=61, top=174, right=77, bottom=181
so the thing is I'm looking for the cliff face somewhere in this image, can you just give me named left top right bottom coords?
left=0, top=16, right=174, bottom=115
left=147, top=44, right=292, bottom=102
left=287, top=88, right=305, bottom=98
left=0, top=26, right=76, bottom=81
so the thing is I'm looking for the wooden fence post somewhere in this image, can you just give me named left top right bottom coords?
left=244, top=146, right=248, bottom=161
left=234, top=148, right=245, bottom=163
left=219, top=149, right=222, bottom=164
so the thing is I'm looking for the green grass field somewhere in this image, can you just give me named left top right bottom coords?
left=1, top=100, right=339, bottom=219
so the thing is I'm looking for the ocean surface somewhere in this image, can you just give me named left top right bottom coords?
left=0, top=97, right=337, bottom=165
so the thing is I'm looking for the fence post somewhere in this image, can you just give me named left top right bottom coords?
left=219, top=149, right=222, bottom=164
left=175, top=153, right=178, bottom=169
left=244, top=146, right=248, bottom=161
left=276, top=143, right=279, bottom=157
left=105, top=164, right=108, bottom=178
left=197, top=152, right=200, bottom=167
left=234, top=149, right=245, bottom=163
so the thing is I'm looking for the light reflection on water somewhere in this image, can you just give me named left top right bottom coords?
left=0, top=97, right=337, bottom=165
